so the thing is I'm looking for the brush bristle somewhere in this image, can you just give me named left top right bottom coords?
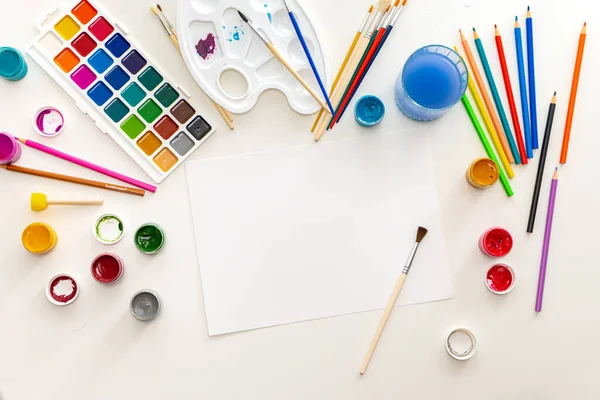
left=157, top=3, right=163, bottom=11
left=416, top=227, right=428, bottom=243
left=368, top=5, right=374, bottom=12
left=238, top=10, right=249, bottom=23
left=394, top=0, right=400, bottom=6
left=402, top=0, right=407, bottom=5
left=150, top=5, right=159, bottom=15
left=378, top=0, right=392, bottom=12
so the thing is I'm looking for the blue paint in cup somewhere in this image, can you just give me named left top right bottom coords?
left=354, top=95, right=385, bottom=127
left=0, top=47, right=28, bottom=81
left=395, top=45, right=467, bottom=121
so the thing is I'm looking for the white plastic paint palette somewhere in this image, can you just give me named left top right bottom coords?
left=177, top=0, right=330, bottom=114
left=28, top=0, right=215, bottom=183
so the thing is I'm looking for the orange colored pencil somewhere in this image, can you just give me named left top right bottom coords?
left=560, top=23, right=587, bottom=164
left=0, top=164, right=145, bottom=196
left=460, top=30, right=514, bottom=164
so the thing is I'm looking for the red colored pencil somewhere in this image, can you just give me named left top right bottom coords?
left=495, top=25, right=527, bottom=164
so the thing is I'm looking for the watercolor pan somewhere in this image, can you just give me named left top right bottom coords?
left=28, top=0, right=215, bottom=183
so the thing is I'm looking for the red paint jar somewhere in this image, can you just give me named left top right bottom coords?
left=46, top=274, right=79, bottom=306
left=479, top=227, right=513, bottom=258
left=91, top=253, right=124, bottom=284
left=485, top=264, right=515, bottom=294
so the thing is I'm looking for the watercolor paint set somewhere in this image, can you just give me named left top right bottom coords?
left=28, top=0, right=215, bottom=183
left=177, top=0, right=330, bottom=114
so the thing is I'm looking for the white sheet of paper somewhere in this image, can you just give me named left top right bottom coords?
left=186, top=131, right=453, bottom=336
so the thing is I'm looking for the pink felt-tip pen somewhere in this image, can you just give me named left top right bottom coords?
left=15, top=137, right=157, bottom=193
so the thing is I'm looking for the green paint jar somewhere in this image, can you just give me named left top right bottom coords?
left=134, top=223, right=166, bottom=255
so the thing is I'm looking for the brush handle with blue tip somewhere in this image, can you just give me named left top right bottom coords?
left=526, top=13, right=538, bottom=149
left=286, top=9, right=334, bottom=114
left=515, top=22, right=533, bottom=158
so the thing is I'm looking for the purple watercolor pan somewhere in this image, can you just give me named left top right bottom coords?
left=0, top=132, right=22, bottom=164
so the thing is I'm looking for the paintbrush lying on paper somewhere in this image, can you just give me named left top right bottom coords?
left=238, top=10, right=330, bottom=112
left=151, top=4, right=235, bottom=130
left=360, top=226, right=428, bottom=375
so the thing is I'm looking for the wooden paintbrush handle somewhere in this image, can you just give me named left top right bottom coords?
left=360, top=273, right=407, bottom=375
left=266, top=43, right=330, bottom=112
left=48, top=200, right=104, bottom=206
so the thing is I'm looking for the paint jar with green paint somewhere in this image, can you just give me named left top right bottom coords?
left=134, top=223, right=166, bottom=255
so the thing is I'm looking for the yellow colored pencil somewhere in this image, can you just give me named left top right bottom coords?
left=454, top=46, right=514, bottom=179
left=311, top=6, right=373, bottom=132
left=460, top=30, right=514, bottom=164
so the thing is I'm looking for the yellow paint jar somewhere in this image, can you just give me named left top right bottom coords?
left=22, top=222, right=58, bottom=254
left=466, top=158, right=499, bottom=189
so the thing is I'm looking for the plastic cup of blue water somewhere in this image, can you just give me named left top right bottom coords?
left=0, top=47, right=28, bottom=81
left=395, top=45, right=467, bottom=121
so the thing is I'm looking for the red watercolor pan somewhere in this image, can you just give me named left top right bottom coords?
left=91, top=252, right=123, bottom=284
left=485, top=264, right=515, bottom=295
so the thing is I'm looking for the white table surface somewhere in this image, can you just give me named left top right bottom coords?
left=0, top=0, right=598, bottom=398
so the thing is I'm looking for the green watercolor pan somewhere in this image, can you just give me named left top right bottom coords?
left=28, top=0, right=215, bottom=183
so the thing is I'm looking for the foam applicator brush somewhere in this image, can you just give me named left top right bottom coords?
left=31, top=193, right=103, bottom=212
left=359, top=226, right=429, bottom=375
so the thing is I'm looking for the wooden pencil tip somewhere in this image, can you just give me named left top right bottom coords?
left=553, top=168, right=559, bottom=179
left=582, top=23, right=587, bottom=34
left=552, top=93, right=557, bottom=103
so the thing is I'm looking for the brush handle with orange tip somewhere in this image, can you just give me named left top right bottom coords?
left=460, top=30, right=514, bottom=164
left=0, top=164, right=145, bottom=197
left=560, top=23, right=587, bottom=164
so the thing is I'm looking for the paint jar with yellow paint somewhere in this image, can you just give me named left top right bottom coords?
left=22, top=222, right=58, bottom=254
left=466, top=158, right=499, bottom=189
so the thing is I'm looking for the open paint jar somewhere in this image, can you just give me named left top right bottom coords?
left=479, top=227, right=513, bottom=258
left=486, top=264, right=515, bottom=295
left=0, top=132, right=22, bottom=164
left=91, top=253, right=124, bottom=284
left=134, top=223, right=166, bottom=254
left=354, top=95, right=385, bottom=127
left=466, top=158, right=499, bottom=188
left=94, top=214, right=124, bottom=244
left=446, top=328, right=477, bottom=361
left=0, top=47, right=28, bottom=81
left=46, top=274, right=78, bottom=306
left=130, top=290, right=162, bottom=321
left=22, top=222, right=58, bottom=254
left=34, top=107, right=65, bottom=137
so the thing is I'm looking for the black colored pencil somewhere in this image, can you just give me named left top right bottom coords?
left=527, top=93, right=557, bottom=233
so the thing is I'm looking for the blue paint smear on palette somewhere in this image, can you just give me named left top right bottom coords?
left=264, top=4, right=272, bottom=22
left=225, top=25, right=245, bottom=42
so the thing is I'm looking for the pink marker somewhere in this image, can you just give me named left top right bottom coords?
left=15, top=137, right=157, bottom=193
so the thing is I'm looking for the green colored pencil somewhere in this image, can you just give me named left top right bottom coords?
left=473, top=28, right=521, bottom=165
left=461, top=93, right=514, bottom=197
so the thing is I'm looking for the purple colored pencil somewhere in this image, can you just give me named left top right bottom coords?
left=535, top=168, right=559, bottom=312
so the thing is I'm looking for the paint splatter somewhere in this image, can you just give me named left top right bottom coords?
left=226, top=25, right=245, bottom=42
left=196, top=33, right=216, bottom=60
left=264, top=4, right=272, bottom=22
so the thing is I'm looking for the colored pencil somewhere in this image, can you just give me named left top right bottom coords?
left=515, top=17, right=533, bottom=158
left=535, top=168, right=559, bottom=313
left=311, top=5, right=373, bottom=132
left=526, top=7, right=538, bottom=149
left=527, top=93, right=557, bottom=233
left=473, top=28, right=521, bottom=165
left=283, top=0, right=334, bottom=114
left=314, top=0, right=390, bottom=141
left=151, top=5, right=234, bottom=130
left=495, top=25, right=527, bottom=164
left=460, top=92, right=514, bottom=197
left=334, top=0, right=406, bottom=124
left=327, top=3, right=393, bottom=130
left=460, top=30, right=514, bottom=164
left=0, top=164, right=145, bottom=197
left=16, top=137, right=157, bottom=193
left=560, top=23, right=587, bottom=164
left=454, top=46, right=514, bottom=180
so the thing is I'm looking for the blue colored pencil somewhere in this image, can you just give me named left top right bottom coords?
left=283, top=0, right=334, bottom=114
left=526, top=7, right=538, bottom=149
left=473, top=28, right=522, bottom=165
left=515, top=17, right=533, bottom=158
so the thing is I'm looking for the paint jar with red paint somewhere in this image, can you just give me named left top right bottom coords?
left=479, top=227, right=513, bottom=258
left=91, top=253, right=124, bottom=284
left=46, top=274, right=79, bottom=306
left=485, top=264, right=515, bottom=295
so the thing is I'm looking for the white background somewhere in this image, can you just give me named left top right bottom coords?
left=0, top=0, right=598, bottom=398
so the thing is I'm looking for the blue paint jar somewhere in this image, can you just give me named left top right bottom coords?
left=354, top=95, right=385, bottom=127
left=0, top=47, right=28, bottom=81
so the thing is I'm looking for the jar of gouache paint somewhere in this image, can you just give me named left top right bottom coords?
left=0, top=47, right=28, bottom=81
left=134, top=223, right=166, bottom=254
left=91, top=253, right=124, bottom=284
left=22, top=222, right=58, bottom=254
left=0, top=132, right=21, bottom=164
left=395, top=45, right=468, bottom=121
left=354, top=95, right=385, bottom=127
left=479, top=227, right=513, bottom=258
left=466, top=158, right=499, bottom=189
left=485, top=263, right=515, bottom=295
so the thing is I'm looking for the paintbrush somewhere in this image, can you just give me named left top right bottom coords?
left=238, top=10, right=330, bottom=112
left=359, top=226, right=428, bottom=375
left=314, top=0, right=390, bottom=141
left=150, top=4, right=235, bottom=130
